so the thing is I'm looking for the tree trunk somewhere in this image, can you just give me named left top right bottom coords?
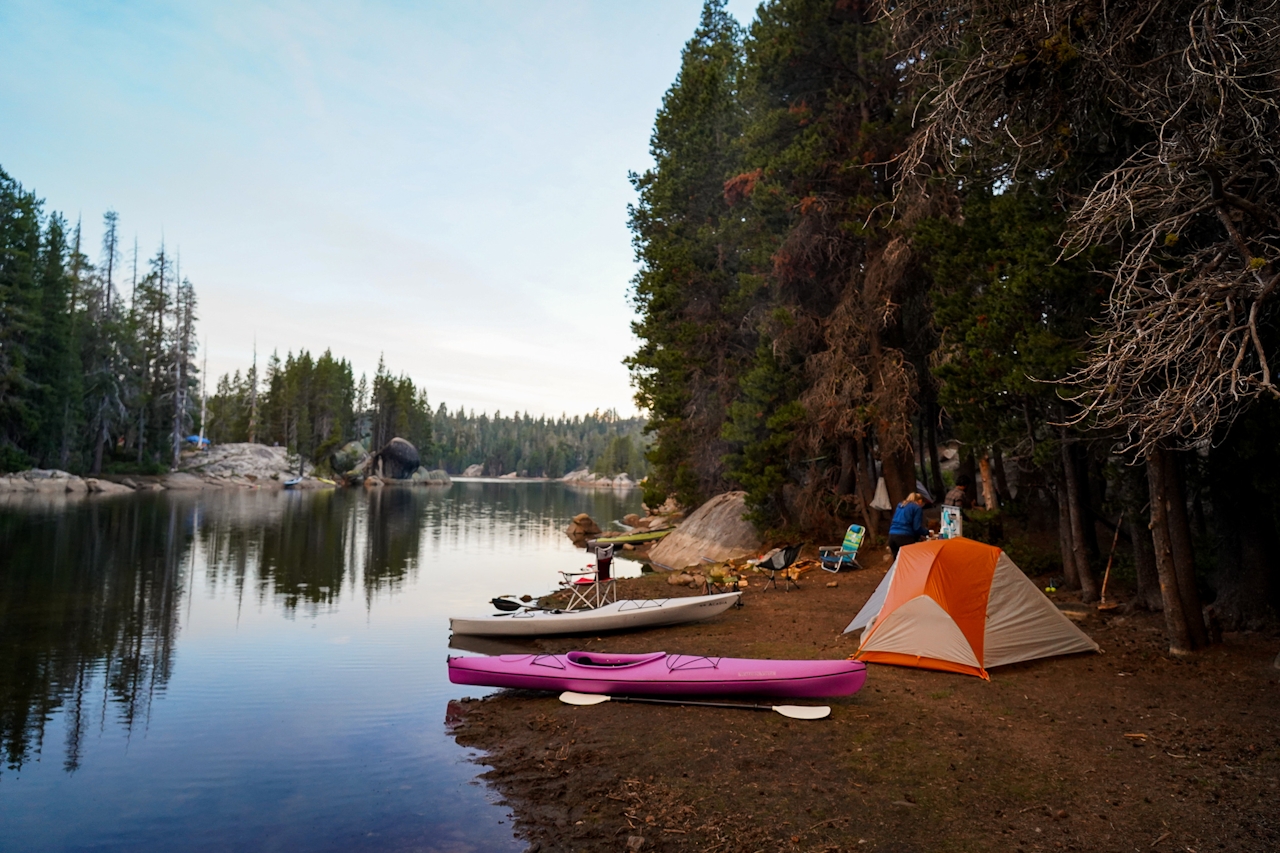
left=991, top=446, right=1012, bottom=503
left=958, top=449, right=977, bottom=494
left=1061, top=440, right=1097, bottom=601
left=856, top=435, right=881, bottom=538
left=880, top=435, right=917, bottom=509
left=1119, top=461, right=1162, bottom=610
left=92, top=425, right=106, bottom=476
left=1056, top=483, right=1079, bottom=588
left=977, top=449, right=1000, bottom=512
left=1146, top=447, right=1195, bottom=655
left=1162, top=449, right=1209, bottom=647
left=837, top=439, right=857, bottom=496
left=925, top=401, right=945, bottom=502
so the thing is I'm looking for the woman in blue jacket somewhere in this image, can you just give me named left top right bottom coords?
left=888, top=492, right=929, bottom=558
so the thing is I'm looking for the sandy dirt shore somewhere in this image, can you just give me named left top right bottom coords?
left=447, top=550, right=1280, bottom=853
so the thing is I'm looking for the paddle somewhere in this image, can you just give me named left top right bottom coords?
left=490, top=597, right=562, bottom=613
left=559, top=691, right=830, bottom=720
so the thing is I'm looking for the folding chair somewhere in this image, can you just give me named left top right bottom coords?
left=560, top=542, right=617, bottom=609
left=759, top=544, right=803, bottom=592
left=819, top=524, right=865, bottom=572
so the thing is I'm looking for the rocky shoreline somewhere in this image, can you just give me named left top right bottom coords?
left=0, top=468, right=136, bottom=495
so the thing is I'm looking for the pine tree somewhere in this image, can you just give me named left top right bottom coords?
left=627, top=0, right=747, bottom=508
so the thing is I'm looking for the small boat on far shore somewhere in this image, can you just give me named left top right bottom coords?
left=447, top=651, right=867, bottom=698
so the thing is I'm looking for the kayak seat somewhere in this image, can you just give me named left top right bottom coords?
left=566, top=651, right=666, bottom=668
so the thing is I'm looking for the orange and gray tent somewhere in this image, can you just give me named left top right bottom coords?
left=845, top=538, right=1098, bottom=679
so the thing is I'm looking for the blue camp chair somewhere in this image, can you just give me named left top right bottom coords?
left=819, top=524, right=865, bottom=572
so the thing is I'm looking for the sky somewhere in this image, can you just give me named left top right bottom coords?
left=0, top=0, right=759, bottom=418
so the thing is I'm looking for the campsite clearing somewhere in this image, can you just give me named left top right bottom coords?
left=449, top=549, right=1280, bottom=852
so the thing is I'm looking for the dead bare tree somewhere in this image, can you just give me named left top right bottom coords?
left=888, top=0, right=1280, bottom=653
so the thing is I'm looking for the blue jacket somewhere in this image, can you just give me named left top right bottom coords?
left=888, top=501, right=928, bottom=538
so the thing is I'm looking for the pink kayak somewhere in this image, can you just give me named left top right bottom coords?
left=447, top=651, right=867, bottom=698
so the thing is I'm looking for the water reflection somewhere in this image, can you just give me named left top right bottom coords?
left=0, top=482, right=639, bottom=780
left=0, top=495, right=186, bottom=774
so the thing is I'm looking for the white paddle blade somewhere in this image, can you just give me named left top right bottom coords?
left=772, top=705, right=831, bottom=720
left=559, top=691, right=611, bottom=706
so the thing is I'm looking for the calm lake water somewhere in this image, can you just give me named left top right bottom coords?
left=0, top=481, right=644, bottom=852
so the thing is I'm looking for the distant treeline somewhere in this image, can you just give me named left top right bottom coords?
left=205, top=353, right=433, bottom=466
left=428, top=408, right=648, bottom=478
left=0, top=166, right=199, bottom=474
left=207, top=353, right=648, bottom=477
left=205, top=356, right=648, bottom=478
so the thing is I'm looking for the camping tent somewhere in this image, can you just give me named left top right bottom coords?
left=845, top=537, right=1098, bottom=679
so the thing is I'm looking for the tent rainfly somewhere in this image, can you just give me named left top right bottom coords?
left=845, top=538, right=1098, bottom=679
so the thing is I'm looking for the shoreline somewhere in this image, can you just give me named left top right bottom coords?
left=447, top=551, right=1280, bottom=852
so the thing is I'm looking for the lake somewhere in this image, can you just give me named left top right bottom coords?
left=0, top=481, right=644, bottom=852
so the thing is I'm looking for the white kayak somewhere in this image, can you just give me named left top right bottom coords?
left=449, top=592, right=741, bottom=637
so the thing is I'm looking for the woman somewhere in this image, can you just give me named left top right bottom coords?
left=887, top=492, right=929, bottom=558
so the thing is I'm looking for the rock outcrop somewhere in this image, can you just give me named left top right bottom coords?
left=180, top=443, right=305, bottom=482
left=410, top=467, right=452, bottom=485
left=372, top=438, right=420, bottom=480
left=566, top=513, right=602, bottom=544
left=462, top=463, right=485, bottom=477
left=647, top=491, right=761, bottom=571
left=331, top=440, right=369, bottom=475
left=0, top=469, right=134, bottom=496
left=562, top=469, right=637, bottom=489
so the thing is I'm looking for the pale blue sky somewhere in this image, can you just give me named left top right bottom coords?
left=0, top=1, right=757, bottom=417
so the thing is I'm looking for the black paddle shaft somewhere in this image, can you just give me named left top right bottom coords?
left=610, top=695, right=774, bottom=712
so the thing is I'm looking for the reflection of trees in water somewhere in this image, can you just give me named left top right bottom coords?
left=0, top=484, right=641, bottom=774
left=200, top=491, right=353, bottom=615
left=416, top=482, right=643, bottom=555
left=195, top=490, right=429, bottom=611
left=0, top=495, right=188, bottom=774
left=359, top=488, right=425, bottom=600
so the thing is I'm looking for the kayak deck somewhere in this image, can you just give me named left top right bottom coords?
left=449, top=592, right=740, bottom=638
left=448, top=651, right=867, bottom=698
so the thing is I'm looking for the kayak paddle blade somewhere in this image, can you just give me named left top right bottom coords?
left=559, top=691, right=611, bottom=706
left=772, top=705, right=831, bottom=720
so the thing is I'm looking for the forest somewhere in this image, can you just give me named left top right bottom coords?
left=0, top=167, right=648, bottom=482
left=205, top=354, right=649, bottom=478
left=0, top=167, right=199, bottom=476
left=629, top=0, right=1280, bottom=650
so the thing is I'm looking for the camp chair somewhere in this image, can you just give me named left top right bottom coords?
left=560, top=542, right=617, bottom=609
left=759, top=544, right=804, bottom=592
left=819, top=524, right=865, bottom=572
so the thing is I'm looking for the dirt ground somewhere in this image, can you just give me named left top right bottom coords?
left=447, top=549, right=1280, bottom=853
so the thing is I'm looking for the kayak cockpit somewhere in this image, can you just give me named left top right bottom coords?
left=565, top=651, right=666, bottom=668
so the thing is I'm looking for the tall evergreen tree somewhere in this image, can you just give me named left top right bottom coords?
left=627, top=0, right=747, bottom=509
